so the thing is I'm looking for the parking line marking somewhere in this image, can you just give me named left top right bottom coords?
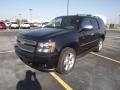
left=112, top=37, right=120, bottom=39
left=90, top=52, right=120, bottom=64
left=0, top=50, right=14, bottom=54
left=104, top=44, right=120, bottom=49
left=106, top=36, right=120, bottom=38
left=50, top=72, right=73, bottom=90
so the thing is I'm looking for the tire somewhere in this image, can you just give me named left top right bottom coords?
left=94, top=38, right=103, bottom=52
left=57, top=47, right=76, bottom=74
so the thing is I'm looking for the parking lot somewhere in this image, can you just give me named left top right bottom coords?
left=0, top=29, right=120, bottom=90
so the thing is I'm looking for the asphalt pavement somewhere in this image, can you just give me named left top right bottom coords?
left=0, top=29, right=120, bottom=90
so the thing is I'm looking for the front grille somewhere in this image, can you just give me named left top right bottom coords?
left=17, top=37, right=37, bottom=53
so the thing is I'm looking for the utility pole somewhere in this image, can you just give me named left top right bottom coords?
left=29, top=9, right=32, bottom=23
left=67, top=0, right=69, bottom=15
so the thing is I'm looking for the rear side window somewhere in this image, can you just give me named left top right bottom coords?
left=90, top=18, right=99, bottom=29
left=81, top=17, right=91, bottom=27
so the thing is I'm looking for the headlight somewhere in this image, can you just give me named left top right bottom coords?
left=37, top=40, right=56, bottom=53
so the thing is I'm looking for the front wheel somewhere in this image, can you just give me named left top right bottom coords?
left=57, top=47, right=76, bottom=74
left=94, top=38, right=103, bottom=52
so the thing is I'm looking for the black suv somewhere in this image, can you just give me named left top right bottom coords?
left=15, top=15, right=106, bottom=74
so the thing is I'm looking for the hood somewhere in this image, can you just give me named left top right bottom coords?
left=19, top=28, right=73, bottom=41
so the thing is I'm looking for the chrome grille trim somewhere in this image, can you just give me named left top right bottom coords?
left=17, top=37, right=36, bottom=45
left=17, top=37, right=36, bottom=53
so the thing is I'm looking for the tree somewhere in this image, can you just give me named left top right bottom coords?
left=21, top=19, right=28, bottom=23
left=16, top=19, right=20, bottom=24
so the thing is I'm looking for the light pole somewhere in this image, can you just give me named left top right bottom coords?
left=19, top=14, right=21, bottom=23
left=67, top=0, right=69, bottom=15
left=118, top=14, right=120, bottom=25
left=29, top=9, right=32, bottom=23
left=19, top=14, right=21, bottom=29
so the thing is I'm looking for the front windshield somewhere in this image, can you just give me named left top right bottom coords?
left=45, top=16, right=80, bottom=30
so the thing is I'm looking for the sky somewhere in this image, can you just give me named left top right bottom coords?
left=0, top=0, right=120, bottom=23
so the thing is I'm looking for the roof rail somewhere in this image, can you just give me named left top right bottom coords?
left=76, top=14, right=92, bottom=16
left=92, top=15, right=101, bottom=19
left=75, top=14, right=101, bottom=19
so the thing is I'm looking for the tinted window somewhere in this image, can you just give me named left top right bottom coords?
left=62, top=17, right=80, bottom=29
left=0, top=22, right=5, bottom=24
left=46, top=16, right=80, bottom=30
left=54, top=18, right=62, bottom=27
left=90, top=18, right=99, bottom=29
left=81, top=17, right=91, bottom=27
left=98, top=18, right=105, bottom=29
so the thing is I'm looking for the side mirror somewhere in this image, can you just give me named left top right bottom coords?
left=82, top=25, right=93, bottom=30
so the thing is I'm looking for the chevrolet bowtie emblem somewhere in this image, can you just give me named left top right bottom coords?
left=20, top=40, right=25, bottom=45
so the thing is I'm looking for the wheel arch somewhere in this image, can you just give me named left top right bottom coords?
left=101, top=35, right=105, bottom=41
left=60, top=42, right=79, bottom=55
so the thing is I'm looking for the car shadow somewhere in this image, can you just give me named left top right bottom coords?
left=16, top=70, right=42, bottom=90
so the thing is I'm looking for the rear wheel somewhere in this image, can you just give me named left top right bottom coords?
left=57, top=47, right=76, bottom=74
left=94, top=38, right=103, bottom=52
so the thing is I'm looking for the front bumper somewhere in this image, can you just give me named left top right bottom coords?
left=20, top=27, right=30, bottom=29
left=10, top=26, right=19, bottom=29
left=0, top=26, right=6, bottom=29
left=15, top=45, right=59, bottom=70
